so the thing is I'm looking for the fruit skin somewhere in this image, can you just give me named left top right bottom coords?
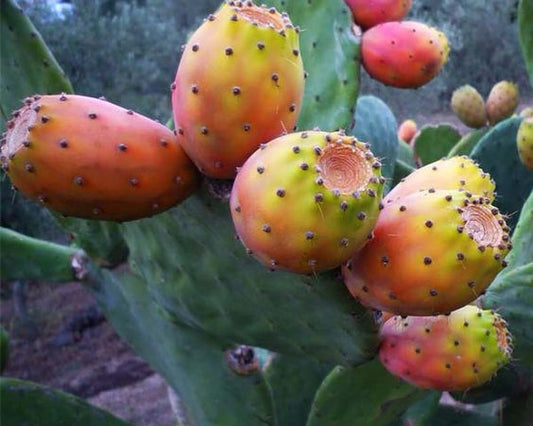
left=517, top=117, right=533, bottom=169
left=0, top=94, right=200, bottom=222
left=451, top=85, right=487, bottom=129
left=361, top=21, right=449, bottom=89
left=342, top=189, right=511, bottom=315
left=397, top=119, right=417, bottom=144
left=379, top=305, right=513, bottom=391
left=231, top=131, right=384, bottom=274
left=485, top=81, right=519, bottom=126
left=519, top=106, right=533, bottom=118
left=345, top=0, right=412, bottom=30
left=385, top=156, right=496, bottom=203
left=172, top=2, right=305, bottom=179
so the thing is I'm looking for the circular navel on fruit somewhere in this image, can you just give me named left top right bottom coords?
left=461, top=205, right=504, bottom=247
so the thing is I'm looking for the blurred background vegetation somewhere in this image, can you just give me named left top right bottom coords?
left=19, top=0, right=531, bottom=124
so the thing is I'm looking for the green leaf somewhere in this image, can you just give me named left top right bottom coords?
left=264, top=0, right=360, bottom=131
left=0, top=377, right=128, bottom=426
left=92, top=268, right=275, bottom=426
left=351, top=95, right=399, bottom=186
left=470, top=117, right=533, bottom=230
left=0, top=226, right=86, bottom=282
left=413, top=124, right=462, bottom=166
left=519, top=0, right=533, bottom=88
left=306, top=359, right=426, bottom=426
left=0, top=0, right=73, bottom=131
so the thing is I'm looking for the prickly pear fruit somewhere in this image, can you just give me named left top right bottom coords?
left=451, top=85, right=487, bottom=129
left=379, top=305, right=513, bottom=391
left=342, top=189, right=511, bottom=315
left=0, top=94, right=200, bottom=222
left=519, top=106, right=533, bottom=118
left=361, top=21, right=449, bottom=89
left=172, top=1, right=305, bottom=179
left=230, top=131, right=384, bottom=274
left=485, top=81, right=519, bottom=126
left=397, top=119, right=417, bottom=144
left=517, top=117, right=533, bottom=170
left=385, top=156, right=496, bottom=203
left=345, top=0, right=412, bottom=30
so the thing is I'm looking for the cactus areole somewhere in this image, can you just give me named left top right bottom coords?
left=0, top=94, right=200, bottom=221
left=231, top=131, right=384, bottom=274
left=172, top=1, right=305, bottom=179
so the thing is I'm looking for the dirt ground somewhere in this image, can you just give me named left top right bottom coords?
left=0, top=280, right=176, bottom=425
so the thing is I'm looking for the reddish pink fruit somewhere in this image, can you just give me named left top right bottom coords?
left=379, top=305, right=513, bottom=391
left=342, top=189, right=511, bottom=316
left=345, top=0, right=412, bottom=30
left=361, top=21, right=449, bottom=89
left=397, top=119, right=417, bottom=144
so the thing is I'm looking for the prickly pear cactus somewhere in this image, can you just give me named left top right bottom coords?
left=2, top=0, right=533, bottom=425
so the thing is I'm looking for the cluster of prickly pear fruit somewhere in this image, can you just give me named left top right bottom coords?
left=0, top=94, right=200, bottom=221
left=451, top=80, right=521, bottom=129
left=2, top=0, right=533, bottom=424
left=379, top=305, right=513, bottom=391
left=231, top=131, right=384, bottom=273
left=172, top=1, right=305, bottom=179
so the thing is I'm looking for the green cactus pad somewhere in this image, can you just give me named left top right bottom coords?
left=470, top=117, right=533, bottom=230
left=0, top=325, right=8, bottom=373
left=55, top=216, right=128, bottom=267
left=409, top=405, right=498, bottom=426
left=397, top=139, right=416, bottom=168
left=413, top=124, right=462, bottom=166
left=519, top=0, right=533, bottom=88
left=264, top=0, right=360, bottom=131
left=0, top=377, right=128, bottom=426
left=93, top=268, right=276, bottom=426
left=306, top=359, right=426, bottom=426
left=351, top=95, right=399, bottom=186
left=447, top=128, right=488, bottom=157
left=484, top=263, right=533, bottom=367
left=263, top=354, right=333, bottom=426
left=501, top=391, right=533, bottom=426
left=121, top=187, right=379, bottom=366
left=0, top=226, right=87, bottom=282
left=391, top=159, right=416, bottom=189
left=502, top=188, right=533, bottom=270
left=0, top=0, right=73, bottom=131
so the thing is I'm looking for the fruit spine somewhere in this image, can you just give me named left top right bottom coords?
left=379, top=305, right=513, bottom=391
left=343, top=189, right=511, bottom=315
left=231, top=131, right=384, bottom=274
left=361, top=21, right=449, bottom=89
left=172, top=1, right=305, bottom=178
left=0, top=94, right=200, bottom=221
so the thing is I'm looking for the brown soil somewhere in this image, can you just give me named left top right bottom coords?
left=0, top=280, right=176, bottom=425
